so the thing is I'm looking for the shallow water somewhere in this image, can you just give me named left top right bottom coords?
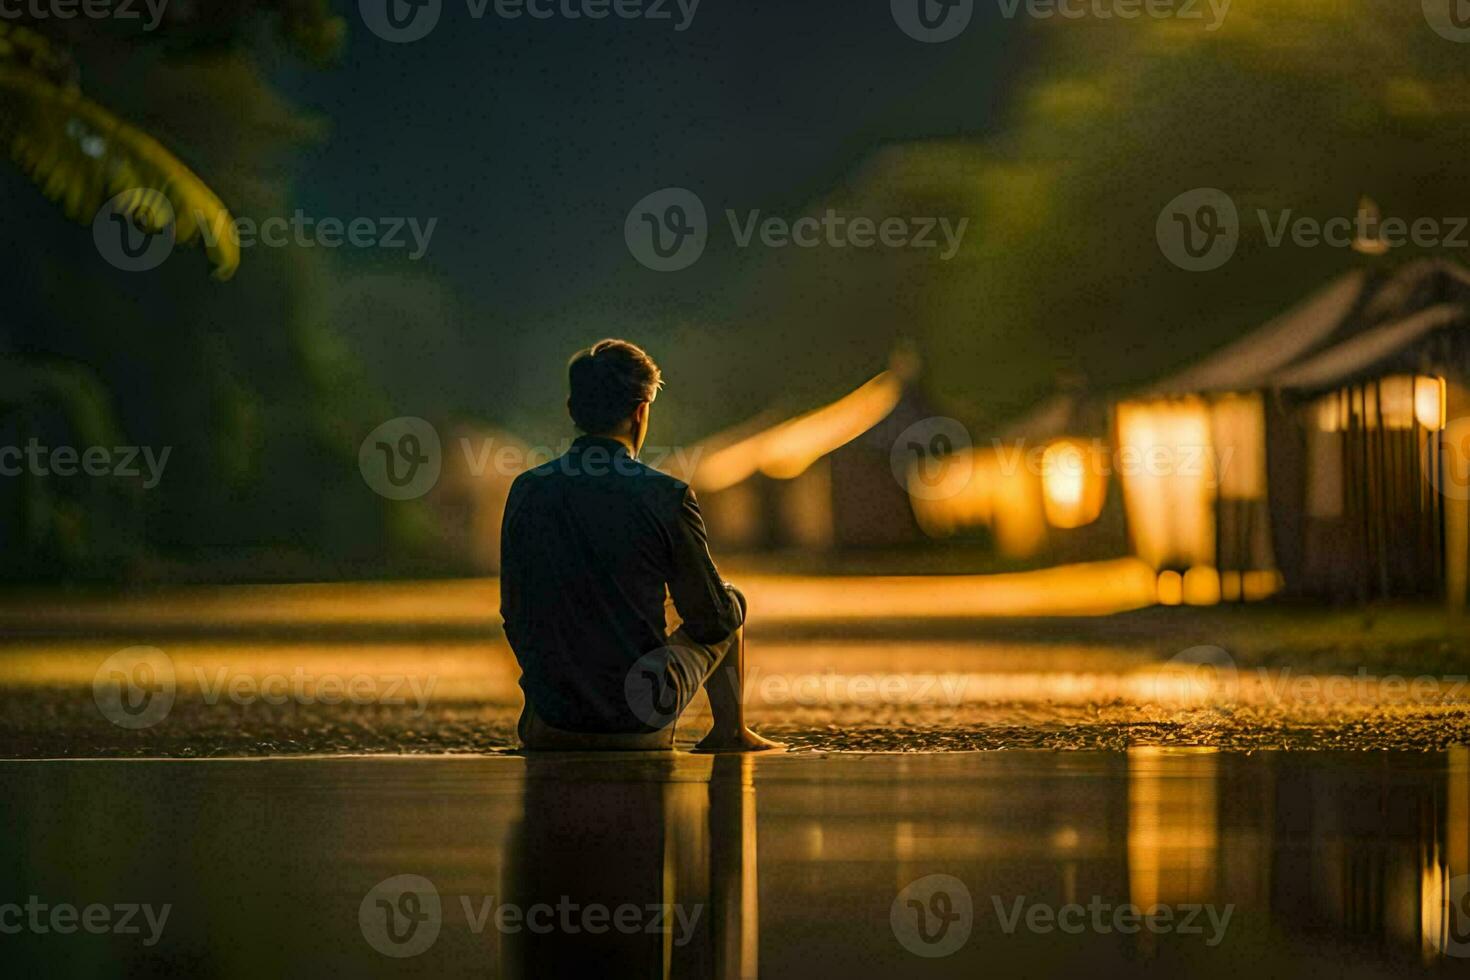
left=3, top=749, right=1470, bottom=977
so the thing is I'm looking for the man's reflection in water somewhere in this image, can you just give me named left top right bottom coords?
left=503, top=754, right=759, bottom=979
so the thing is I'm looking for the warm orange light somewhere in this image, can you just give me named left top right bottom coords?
left=1116, top=399, right=1216, bottom=569
left=1379, top=375, right=1417, bottom=430
left=1312, top=377, right=1443, bottom=433
left=1211, top=393, right=1265, bottom=501
left=1241, top=570, right=1282, bottom=601
left=692, top=371, right=904, bottom=492
left=758, top=372, right=903, bottom=479
left=1315, top=391, right=1347, bottom=432
left=1415, top=376, right=1446, bottom=431
left=736, top=558, right=1159, bottom=620
left=908, top=445, right=1048, bottom=558
left=1041, top=438, right=1107, bottom=529
left=1219, top=570, right=1241, bottom=602
left=1157, top=570, right=1183, bottom=605
left=1127, top=748, right=1220, bottom=913
left=1182, top=566, right=1221, bottom=606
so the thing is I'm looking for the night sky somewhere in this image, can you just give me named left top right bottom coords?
left=279, top=1, right=1029, bottom=435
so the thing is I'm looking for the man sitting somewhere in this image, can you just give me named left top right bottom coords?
left=500, top=338, right=780, bottom=753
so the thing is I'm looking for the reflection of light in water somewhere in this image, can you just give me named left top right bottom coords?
left=1127, top=747, right=1219, bottom=918
left=1422, top=745, right=1469, bottom=961
left=1051, top=826, right=1080, bottom=851
left=894, top=821, right=917, bottom=862
left=802, top=824, right=824, bottom=860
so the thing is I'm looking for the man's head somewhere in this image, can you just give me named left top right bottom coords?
left=567, top=339, right=663, bottom=455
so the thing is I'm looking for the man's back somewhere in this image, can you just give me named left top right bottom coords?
left=500, top=435, right=742, bottom=733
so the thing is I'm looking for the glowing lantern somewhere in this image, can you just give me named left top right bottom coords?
left=1415, top=375, right=1446, bottom=430
left=1312, top=377, right=1443, bottom=432
left=1040, top=438, right=1107, bottom=529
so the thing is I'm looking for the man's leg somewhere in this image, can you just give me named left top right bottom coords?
left=690, top=627, right=782, bottom=753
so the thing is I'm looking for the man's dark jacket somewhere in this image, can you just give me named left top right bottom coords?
left=499, top=435, right=744, bottom=732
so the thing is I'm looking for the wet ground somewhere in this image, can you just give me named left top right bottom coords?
left=4, top=750, right=1470, bottom=977
left=4, top=636, right=1470, bottom=755
left=4, top=578, right=1470, bottom=974
left=3, top=574, right=1470, bottom=755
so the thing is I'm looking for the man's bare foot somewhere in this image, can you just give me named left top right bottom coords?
left=691, top=727, right=785, bottom=754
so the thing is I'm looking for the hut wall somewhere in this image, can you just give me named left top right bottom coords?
left=829, top=443, right=925, bottom=549
left=774, top=460, right=835, bottom=550
left=699, top=480, right=765, bottom=552
left=1299, top=381, right=1443, bottom=602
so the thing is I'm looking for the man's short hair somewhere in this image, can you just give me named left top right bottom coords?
left=567, top=339, right=663, bottom=434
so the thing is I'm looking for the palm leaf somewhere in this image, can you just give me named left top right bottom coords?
left=0, top=27, right=239, bottom=280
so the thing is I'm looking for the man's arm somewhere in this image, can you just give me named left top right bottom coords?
left=498, top=475, right=527, bottom=643
left=665, top=485, right=745, bottom=643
